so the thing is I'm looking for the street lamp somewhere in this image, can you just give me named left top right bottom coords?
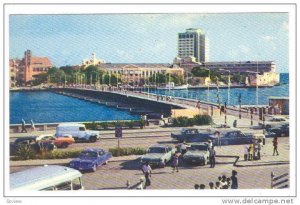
left=220, top=69, right=231, bottom=105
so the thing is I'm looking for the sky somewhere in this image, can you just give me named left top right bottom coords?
left=9, top=13, right=289, bottom=72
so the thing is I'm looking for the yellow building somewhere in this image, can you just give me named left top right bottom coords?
left=98, top=63, right=184, bottom=85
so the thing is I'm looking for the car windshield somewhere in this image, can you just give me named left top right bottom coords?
left=148, top=147, right=166, bottom=153
left=189, top=145, right=208, bottom=151
left=80, top=151, right=97, bottom=158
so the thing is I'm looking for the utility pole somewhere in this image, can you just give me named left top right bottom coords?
left=238, top=93, right=242, bottom=119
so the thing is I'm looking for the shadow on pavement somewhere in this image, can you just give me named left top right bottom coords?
left=120, top=158, right=142, bottom=170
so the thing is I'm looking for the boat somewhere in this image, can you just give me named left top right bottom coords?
left=158, top=82, right=189, bottom=90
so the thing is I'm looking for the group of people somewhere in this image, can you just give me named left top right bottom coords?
left=21, top=119, right=35, bottom=133
left=194, top=170, right=238, bottom=189
left=243, top=139, right=263, bottom=161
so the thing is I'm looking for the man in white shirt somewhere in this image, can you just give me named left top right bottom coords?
left=142, top=163, right=152, bottom=187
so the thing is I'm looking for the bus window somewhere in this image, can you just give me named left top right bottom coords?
left=72, top=177, right=83, bottom=190
left=41, top=186, right=55, bottom=191
left=55, top=181, right=72, bottom=190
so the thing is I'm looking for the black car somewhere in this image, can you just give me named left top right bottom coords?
left=171, top=128, right=216, bottom=143
left=215, top=130, right=256, bottom=146
left=266, top=124, right=289, bottom=138
left=10, top=136, right=56, bottom=156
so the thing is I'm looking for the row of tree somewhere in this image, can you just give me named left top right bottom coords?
left=191, top=67, right=246, bottom=84
left=32, top=65, right=185, bottom=86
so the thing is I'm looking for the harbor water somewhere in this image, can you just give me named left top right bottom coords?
left=9, top=73, right=289, bottom=124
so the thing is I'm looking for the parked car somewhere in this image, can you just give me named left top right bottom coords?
left=69, top=148, right=112, bottom=172
left=265, top=123, right=289, bottom=138
left=140, top=145, right=175, bottom=168
left=259, top=116, right=289, bottom=129
left=183, top=143, right=210, bottom=165
left=56, top=123, right=100, bottom=142
left=36, top=134, right=75, bottom=148
left=171, top=128, right=216, bottom=143
left=213, top=130, right=258, bottom=146
left=10, top=136, right=56, bottom=155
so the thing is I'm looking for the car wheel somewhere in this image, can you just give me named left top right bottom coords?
left=92, top=164, right=97, bottom=172
left=89, top=136, right=97, bottom=143
left=61, top=142, right=69, bottom=148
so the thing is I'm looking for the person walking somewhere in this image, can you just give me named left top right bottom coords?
left=172, top=152, right=181, bottom=173
left=30, top=119, right=35, bottom=131
left=142, top=163, right=152, bottom=187
left=231, top=170, right=238, bottom=189
left=243, top=144, right=248, bottom=161
left=207, top=139, right=213, bottom=150
left=21, top=119, right=27, bottom=133
left=257, top=139, right=263, bottom=160
left=248, top=144, right=253, bottom=160
left=180, top=141, right=187, bottom=155
left=272, top=137, right=279, bottom=156
left=209, top=146, right=216, bottom=168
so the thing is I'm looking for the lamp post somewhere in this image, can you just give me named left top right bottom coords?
left=238, top=93, right=242, bottom=119
left=220, top=69, right=231, bottom=105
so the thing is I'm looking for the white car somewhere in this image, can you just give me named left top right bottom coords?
left=56, top=123, right=100, bottom=142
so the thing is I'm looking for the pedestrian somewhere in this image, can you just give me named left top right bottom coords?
left=207, top=139, right=213, bottom=150
left=272, top=137, right=279, bottom=156
left=209, top=182, right=215, bottom=189
left=233, top=120, right=237, bottom=128
left=243, top=144, right=248, bottom=161
left=194, top=184, right=200, bottom=189
left=221, top=175, right=227, bottom=189
left=172, top=152, right=181, bottom=173
left=226, top=177, right=231, bottom=188
left=214, top=131, right=221, bottom=146
left=215, top=182, right=221, bottom=189
left=142, top=163, right=152, bottom=187
left=136, top=178, right=145, bottom=190
left=248, top=144, right=253, bottom=160
left=180, top=141, right=187, bottom=155
left=21, top=119, right=27, bottom=133
left=231, top=170, right=238, bottom=189
left=257, top=139, right=263, bottom=160
left=30, top=119, right=35, bottom=131
left=209, top=146, right=216, bottom=168
left=199, top=184, right=206, bottom=189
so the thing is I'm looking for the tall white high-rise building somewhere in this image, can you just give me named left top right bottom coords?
left=178, top=28, right=209, bottom=62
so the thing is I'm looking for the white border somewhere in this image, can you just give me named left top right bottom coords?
left=3, top=3, right=297, bottom=198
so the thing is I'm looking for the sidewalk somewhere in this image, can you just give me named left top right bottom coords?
left=10, top=155, right=139, bottom=167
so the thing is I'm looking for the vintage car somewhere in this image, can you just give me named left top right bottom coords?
left=140, top=145, right=175, bottom=167
left=69, top=148, right=112, bottom=172
left=36, top=134, right=75, bottom=148
left=183, top=143, right=210, bottom=165
left=171, top=128, right=216, bottom=143
left=265, top=123, right=289, bottom=138
left=214, top=130, right=258, bottom=146
left=10, top=136, right=56, bottom=155
left=259, top=116, right=289, bottom=129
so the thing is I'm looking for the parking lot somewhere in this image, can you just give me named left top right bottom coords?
left=10, top=126, right=290, bottom=190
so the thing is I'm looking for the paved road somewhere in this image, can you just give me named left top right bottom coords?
left=10, top=136, right=289, bottom=190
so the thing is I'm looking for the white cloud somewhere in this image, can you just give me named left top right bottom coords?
left=261, top=35, right=276, bottom=42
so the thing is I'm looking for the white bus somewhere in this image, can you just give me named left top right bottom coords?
left=10, top=165, right=84, bottom=191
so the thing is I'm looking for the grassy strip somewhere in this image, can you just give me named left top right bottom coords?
left=11, top=146, right=147, bottom=161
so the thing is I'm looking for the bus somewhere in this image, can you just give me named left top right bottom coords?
left=10, top=165, right=84, bottom=191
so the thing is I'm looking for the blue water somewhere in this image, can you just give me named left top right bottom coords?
left=10, top=91, right=139, bottom=124
left=9, top=73, right=289, bottom=124
left=147, top=73, right=289, bottom=106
